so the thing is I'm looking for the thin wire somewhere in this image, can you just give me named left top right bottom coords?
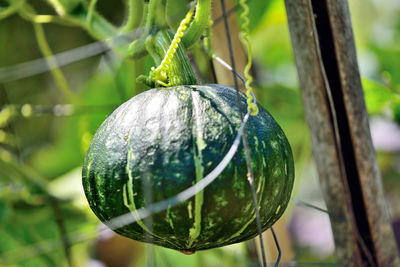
left=102, top=51, right=128, bottom=101
left=218, top=0, right=267, bottom=266
left=244, top=262, right=338, bottom=267
left=212, top=44, right=344, bottom=267
left=0, top=4, right=245, bottom=84
left=270, top=227, right=281, bottom=267
left=284, top=262, right=338, bottom=266
left=214, top=4, right=240, bottom=25
left=0, top=29, right=144, bottom=83
left=293, top=199, right=348, bottom=222
left=214, top=55, right=246, bottom=84
left=0, top=6, right=244, bottom=84
left=213, top=0, right=255, bottom=25
left=0, top=60, right=248, bottom=125
left=0, top=103, right=117, bottom=117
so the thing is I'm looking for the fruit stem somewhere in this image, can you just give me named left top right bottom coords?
left=146, top=0, right=167, bottom=31
left=140, top=29, right=197, bottom=87
left=182, top=0, right=211, bottom=48
left=120, top=0, right=144, bottom=32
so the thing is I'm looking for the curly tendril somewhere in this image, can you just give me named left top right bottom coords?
left=239, top=0, right=259, bottom=116
left=152, top=7, right=195, bottom=86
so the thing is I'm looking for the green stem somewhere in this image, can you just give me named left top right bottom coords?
left=46, top=0, right=70, bottom=16
left=87, top=0, right=98, bottom=28
left=32, top=20, right=79, bottom=103
left=17, top=1, right=118, bottom=40
left=17, top=3, right=81, bottom=27
left=49, top=199, right=74, bottom=267
left=182, top=0, right=211, bottom=48
left=0, top=148, right=56, bottom=198
left=0, top=0, right=24, bottom=20
left=127, top=37, right=148, bottom=58
left=146, top=0, right=167, bottom=31
left=70, top=5, right=134, bottom=56
left=40, top=0, right=118, bottom=40
left=18, top=0, right=146, bottom=58
left=78, top=9, right=118, bottom=40
left=120, top=0, right=144, bottom=32
left=127, top=0, right=168, bottom=59
left=126, top=2, right=148, bottom=59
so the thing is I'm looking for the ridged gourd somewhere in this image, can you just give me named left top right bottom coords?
left=82, top=84, right=294, bottom=252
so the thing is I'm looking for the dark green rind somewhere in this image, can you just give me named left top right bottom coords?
left=82, top=84, right=294, bottom=251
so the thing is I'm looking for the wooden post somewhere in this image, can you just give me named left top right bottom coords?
left=284, top=0, right=400, bottom=266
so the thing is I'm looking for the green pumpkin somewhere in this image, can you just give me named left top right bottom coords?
left=82, top=84, right=294, bottom=252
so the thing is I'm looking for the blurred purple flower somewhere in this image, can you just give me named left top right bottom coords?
left=289, top=206, right=335, bottom=258
left=370, top=117, right=400, bottom=151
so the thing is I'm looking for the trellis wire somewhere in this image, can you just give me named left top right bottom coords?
left=0, top=103, right=117, bottom=117
left=218, top=0, right=268, bottom=266
left=0, top=4, right=241, bottom=83
left=293, top=199, right=348, bottom=222
left=0, top=28, right=144, bottom=83
left=212, top=50, right=283, bottom=267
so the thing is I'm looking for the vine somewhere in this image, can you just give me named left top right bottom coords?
left=87, top=0, right=98, bottom=29
left=28, top=3, right=78, bottom=103
left=120, top=0, right=144, bottom=32
left=182, top=0, right=211, bottom=48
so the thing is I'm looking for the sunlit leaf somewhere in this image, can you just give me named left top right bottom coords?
left=362, top=78, right=393, bottom=114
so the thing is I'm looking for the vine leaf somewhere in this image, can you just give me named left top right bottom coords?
left=362, top=77, right=400, bottom=124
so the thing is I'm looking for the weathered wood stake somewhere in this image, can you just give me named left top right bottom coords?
left=284, top=0, right=400, bottom=266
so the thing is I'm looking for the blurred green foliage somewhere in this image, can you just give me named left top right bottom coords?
left=0, top=0, right=399, bottom=266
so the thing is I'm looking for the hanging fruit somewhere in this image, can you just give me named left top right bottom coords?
left=82, top=0, right=294, bottom=253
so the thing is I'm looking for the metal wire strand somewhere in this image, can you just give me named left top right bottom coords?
left=0, top=4, right=243, bottom=84
left=218, top=0, right=267, bottom=266
left=270, top=226, right=281, bottom=267
left=293, top=199, right=348, bottom=222
left=0, top=28, right=144, bottom=83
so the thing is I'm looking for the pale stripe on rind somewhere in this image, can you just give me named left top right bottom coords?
left=124, top=130, right=161, bottom=238
left=187, top=91, right=206, bottom=247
